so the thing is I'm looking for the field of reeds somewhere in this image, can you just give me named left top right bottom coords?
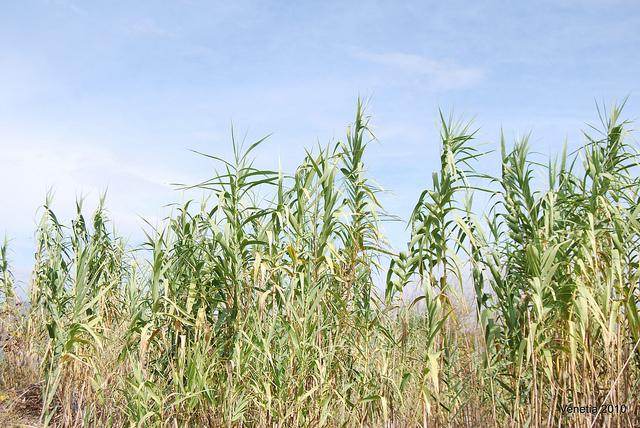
left=0, top=100, right=639, bottom=427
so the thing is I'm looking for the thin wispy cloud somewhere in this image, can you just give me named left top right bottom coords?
left=352, top=50, right=485, bottom=90
left=0, top=137, right=199, bottom=238
left=45, top=0, right=84, bottom=15
left=124, top=17, right=174, bottom=38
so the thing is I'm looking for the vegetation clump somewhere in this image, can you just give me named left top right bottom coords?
left=0, top=100, right=639, bottom=427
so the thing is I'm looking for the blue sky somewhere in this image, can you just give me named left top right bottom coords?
left=1, top=0, right=639, bottom=290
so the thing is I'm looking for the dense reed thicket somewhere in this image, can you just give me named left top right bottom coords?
left=1, top=100, right=639, bottom=427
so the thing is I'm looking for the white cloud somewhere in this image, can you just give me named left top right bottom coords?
left=352, top=50, right=485, bottom=90
left=45, top=0, right=85, bottom=15
left=123, top=17, right=175, bottom=38
left=0, top=132, right=200, bottom=255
